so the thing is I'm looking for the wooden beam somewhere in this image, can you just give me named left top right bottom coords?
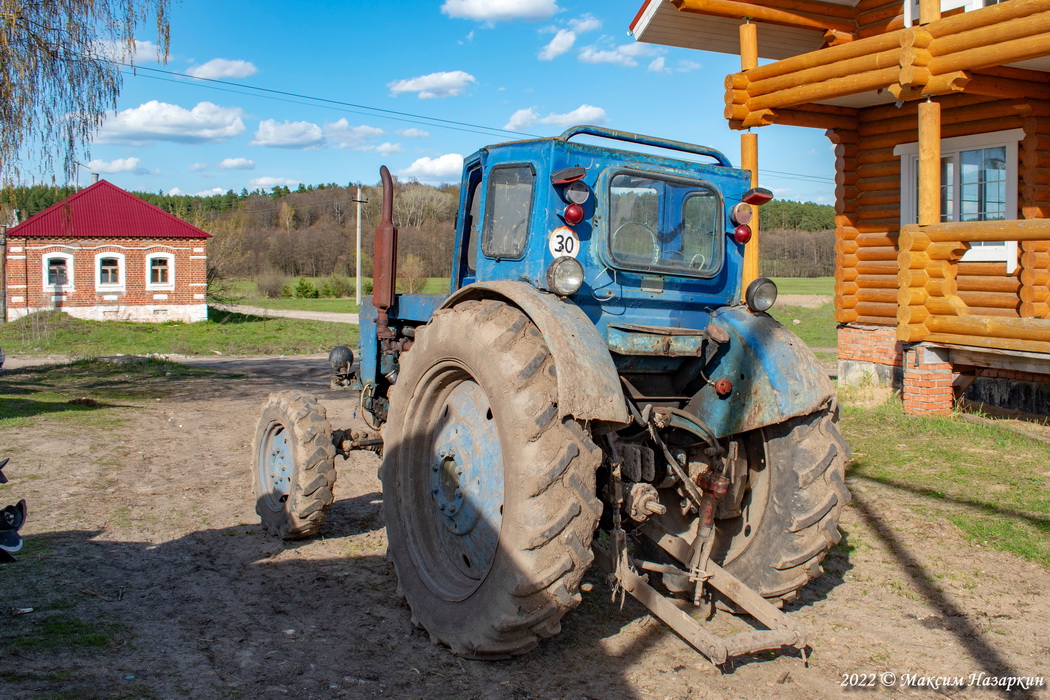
left=919, top=0, right=940, bottom=26
left=672, top=0, right=855, bottom=33
left=741, top=131, right=759, bottom=294
left=918, top=100, right=941, bottom=226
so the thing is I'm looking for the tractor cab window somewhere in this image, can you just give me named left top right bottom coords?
left=463, top=173, right=482, bottom=274
left=482, top=165, right=534, bottom=259
left=608, top=172, right=722, bottom=277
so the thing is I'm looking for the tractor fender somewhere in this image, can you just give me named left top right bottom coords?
left=685, top=306, right=835, bottom=438
left=441, top=281, right=630, bottom=428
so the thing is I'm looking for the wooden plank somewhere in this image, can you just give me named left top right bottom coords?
left=673, top=0, right=854, bottom=33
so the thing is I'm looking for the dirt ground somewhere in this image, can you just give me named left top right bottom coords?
left=1, top=355, right=1048, bottom=699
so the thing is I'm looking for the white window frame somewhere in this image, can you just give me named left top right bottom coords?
left=145, top=253, right=175, bottom=290
left=895, top=128, right=1023, bottom=273
left=95, top=252, right=126, bottom=292
left=43, top=252, right=75, bottom=292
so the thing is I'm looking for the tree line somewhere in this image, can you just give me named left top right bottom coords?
left=2, top=182, right=836, bottom=281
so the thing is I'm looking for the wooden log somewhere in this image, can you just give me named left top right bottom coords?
left=747, top=66, right=900, bottom=111
left=957, top=275, right=1021, bottom=293
left=1021, top=148, right=1050, bottom=171
left=918, top=331, right=1050, bottom=354
left=856, top=217, right=905, bottom=231
left=1022, top=169, right=1050, bottom=186
left=921, top=218, right=1050, bottom=242
left=744, top=48, right=900, bottom=97
left=898, top=303, right=931, bottom=327
left=1023, top=183, right=1050, bottom=203
left=838, top=239, right=860, bottom=255
left=823, top=29, right=854, bottom=47
left=856, top=273, right=901, bottom=289
left=839, top=225, right=861, bottom=240
left=965, top=75, right=1050, bottom=102
left=919, top=99, right=941, bottom=226
left=928, top=0, right=1050, bottom=39
left=741, top=131, right=759, bottom=294
left=855, top=204, right=900, bottom=220
left=838, top=265, right=860, bottom=281
left=725, top=89, right=750, bottom=104
left=958, top=261, right=1010, bottom=276
left=837, top=308, right=860, bottom=323
left=857, top=162, right=901, bottom=179
left=956, top=291, right=1023, bottom=309
left=857, top=147, right=898, bottom=166
left=672, top=0, right=856, bottom=33
left=857, top=15, right=905, bottom=39
left=743, top=30, right=904, bottom=83
left=926, top=296, right=968, bottom=317
left=856, top=245, right=900, bottom=261
left=858, top=288, right=899, bottom=304
left=836, top=170, right=859, bottom=187
left=926, top=315, right=1050, bottom=343
left=856, top=260, right=900, bottom=274
left=740, top=20, right=758, bottom=71
left=856, top=1, right=902, bottom=29
left=725, top=73, right=750, bottom=90
left=769, top=108, right=859, bottom=130
left=855, top=175, right=902, bottom=194
left=929, top=10, right=1050, bottom=57
left=855, top=231, right=899, bottom=247
left=834, top=141, right=859, bottom=158
left=979, top=64, right=1050, bottom=84
left=964, top=307, right=1020, bottom=318
left=919, top=0, right=940, bottom=26
left=930, top=33, right=1050, bottom=75
left=854, top=302, right=898, bottom=318
left=918, top=71, right=970, bottom=95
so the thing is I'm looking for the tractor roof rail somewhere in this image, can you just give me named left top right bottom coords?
left=557, top=125, right=732, bottom=168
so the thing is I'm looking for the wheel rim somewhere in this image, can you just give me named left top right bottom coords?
left=714, top=432, right=771, bottom=565
left=258, top=422, right=293, bottom=512
left=401, top=364, right=505, bottom=602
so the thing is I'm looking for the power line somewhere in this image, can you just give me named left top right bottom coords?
left=118, top=63, right=837, bottom=188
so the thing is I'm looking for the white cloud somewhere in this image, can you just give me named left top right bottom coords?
left=375, top=142, right=402, bottom=155
left=187, top=58, right=258, bottom=80
left=218, top=157, right=255, bottom=170
left=442, top=0, right=560, bottom=22
left=324, top=119, right=384, bottom=150
left=167, top=187, right=184, bottom=196
left=99, top=101, right=246, bottom=145
left=648, top=57, right=668, bottom=74
left=196, top=187, right=228, bottom=197
left=677, top=59, right=702, bottom=73
left=538, top=14, right=599, bottom=61
left=250, top=176, right=300, bottom=189
left=398, top=128, right=430, bottom=139
left=189, top=162, right=208, bottom=172
left=539, top=29, right=575, bottom=60
left=400, top=154, right=464, bottom=183
left=86, top=157, right=150, bottom=174
left=92, top=39, right=160, bottom=64
left=388, top=71, right=476, bottom=99
left=504, top=104, right=606, bottom=131
left=250, top=119, right=325, bottom=149
left=578, top=42, right=657, bottom=67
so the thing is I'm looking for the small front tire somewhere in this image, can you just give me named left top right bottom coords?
left=252, top=391, right=337, bottom=539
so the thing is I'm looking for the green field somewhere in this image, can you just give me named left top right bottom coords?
left=0, top=309, right=357, bottom=358
left=769, top=276, right=834, bottom=295
left=840, top=389, right=1050, bottom=568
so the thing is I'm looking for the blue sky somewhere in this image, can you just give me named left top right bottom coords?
left=74, top=0, right=835, bottom=203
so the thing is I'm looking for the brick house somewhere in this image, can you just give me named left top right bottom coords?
left=3, top=179, right=210, bottom=323
left=631, top=0, right=1050, bottom=416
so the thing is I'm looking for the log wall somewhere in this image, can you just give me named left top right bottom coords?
left=831, top=94, right=1050, bottom=327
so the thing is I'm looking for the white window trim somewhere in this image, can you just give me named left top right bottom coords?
left=895, top=128, right=1022, bottom=274
left=43, top=252, right=75, bottom=292
left=95, top=252, right=126, bottom=292
left=145, top=253, right=175, bottom=291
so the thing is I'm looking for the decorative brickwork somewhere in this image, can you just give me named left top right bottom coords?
left=901, top=345, right=955, bottom=416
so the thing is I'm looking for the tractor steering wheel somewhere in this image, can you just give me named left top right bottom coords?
left=612, top=222, right=660, bottom=265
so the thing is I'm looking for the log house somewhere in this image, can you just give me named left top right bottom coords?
left=632, top=0, right=1050, bottom=416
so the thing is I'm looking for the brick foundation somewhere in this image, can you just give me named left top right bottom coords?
left=901, top=346, right=955, bottom=416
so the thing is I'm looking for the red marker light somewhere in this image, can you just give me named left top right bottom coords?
left=563, top=203, right=585, bottom=225
left=733, top=224, right=752, bottom=244
left=714, top=378, right=733, bottom=396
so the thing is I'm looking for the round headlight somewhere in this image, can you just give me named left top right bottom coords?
left=547, top=256, right=584, bottom=296
left=745, top=277, right=778, bottom=313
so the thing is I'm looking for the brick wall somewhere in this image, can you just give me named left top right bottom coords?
left=837, top=324, right=902, bottom=367
left=5, top=237, right=208, bottom=323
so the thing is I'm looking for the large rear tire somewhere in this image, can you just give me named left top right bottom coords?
left=382, top=300, right=602, bottom=659
left=713, top=407, right=850, bottom=602
left=252, top=391, right=337, bottom=540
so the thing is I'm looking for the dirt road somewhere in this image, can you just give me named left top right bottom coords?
left=1, top=355, right=1046, bottom=699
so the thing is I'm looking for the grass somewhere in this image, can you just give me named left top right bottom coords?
left=14, top=615, right=122, bottom=652
left=768, top=302, right=837, bottom=351
left=769, top=276, right=834, bottom=295
left=0, top=358, right=212, bottom=428
left=229, top=276, right=451, bottom=314
left=840, top=390, right=1050, bottom=568
left=0, top=309, right=357, bottom=357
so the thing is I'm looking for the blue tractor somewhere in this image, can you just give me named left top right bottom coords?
left=252, top=126, right=849, bottom=665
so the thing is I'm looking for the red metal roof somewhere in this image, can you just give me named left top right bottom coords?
left=6, top=179, right=211, bottom=239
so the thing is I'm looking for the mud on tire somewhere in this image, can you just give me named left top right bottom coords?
left=716, top=407, right=850, bottom=603
left=252, top=391, right=337, bottom=540
left=382, top=300, right=603, bottom=659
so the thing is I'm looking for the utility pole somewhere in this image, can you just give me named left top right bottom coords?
left=353, top=187, right=368, bottom=305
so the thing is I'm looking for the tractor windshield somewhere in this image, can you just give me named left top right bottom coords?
left=608, top=172, right=722, bottom=277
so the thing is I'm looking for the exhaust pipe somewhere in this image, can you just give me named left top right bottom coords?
left=373, top=166, right=398, bottom=341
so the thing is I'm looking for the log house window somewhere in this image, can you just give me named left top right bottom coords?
left=43, top=253, right=74, bottom=291
left=95, top=252, right=125, bottom=291
left=895, top=128, right=1022, bottom=273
